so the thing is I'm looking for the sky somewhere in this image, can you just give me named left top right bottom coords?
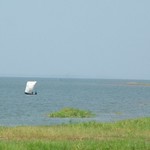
left=0, top=0, right=150, bottom=80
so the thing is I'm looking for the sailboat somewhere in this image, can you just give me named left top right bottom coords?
left=24, top=81, right=37, bottom=95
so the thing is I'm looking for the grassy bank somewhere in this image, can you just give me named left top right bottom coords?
left=0, top=117, right=150, bottom=149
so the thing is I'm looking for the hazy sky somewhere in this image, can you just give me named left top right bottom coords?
left=0, top=0, right=150, bottom=79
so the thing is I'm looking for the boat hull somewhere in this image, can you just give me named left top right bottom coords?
left=24, top=92, right=37, bottom=95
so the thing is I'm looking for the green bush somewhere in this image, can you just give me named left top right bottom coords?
left=48, top=107, right=94, bottom=118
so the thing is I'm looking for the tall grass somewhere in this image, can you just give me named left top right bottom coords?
left=0, top=140, right=149, bottom=150
left=0, top=117, right=150, bottom=149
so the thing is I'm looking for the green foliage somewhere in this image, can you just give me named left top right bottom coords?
left=0, top=117, right=150, bottom=149
left=48, top=107, right=94, bottom=118
left=0, top=140, right=149, bottom=150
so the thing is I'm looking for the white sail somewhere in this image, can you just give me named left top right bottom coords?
left=25, top=81, right=37, bottom=94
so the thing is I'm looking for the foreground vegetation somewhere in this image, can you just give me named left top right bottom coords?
left=0, top=117, right=150, bottom=149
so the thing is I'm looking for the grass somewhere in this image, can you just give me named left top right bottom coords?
left=48, top=107, right=94, bottom=118
left=0, top=117, right=150, bottom=149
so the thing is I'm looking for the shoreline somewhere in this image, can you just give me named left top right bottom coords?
left=0, top=117, right=149, bottom=149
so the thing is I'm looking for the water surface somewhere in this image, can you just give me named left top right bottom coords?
left=0, top=77, right=150, bottom=126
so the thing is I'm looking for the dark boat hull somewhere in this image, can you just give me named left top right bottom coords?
left=25, top=92, right=37, bottom=95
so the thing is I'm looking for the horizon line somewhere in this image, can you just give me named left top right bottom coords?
left=0, top=75, right=149, bottom=81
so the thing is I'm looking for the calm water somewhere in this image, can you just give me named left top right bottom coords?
left=0, top=77, right=150, bottom=126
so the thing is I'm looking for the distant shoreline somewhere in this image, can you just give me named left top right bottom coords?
left=0, top=76, right=150, bottom=81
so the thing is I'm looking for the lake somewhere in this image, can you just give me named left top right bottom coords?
left=0, top=77, right=150, bottom=126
